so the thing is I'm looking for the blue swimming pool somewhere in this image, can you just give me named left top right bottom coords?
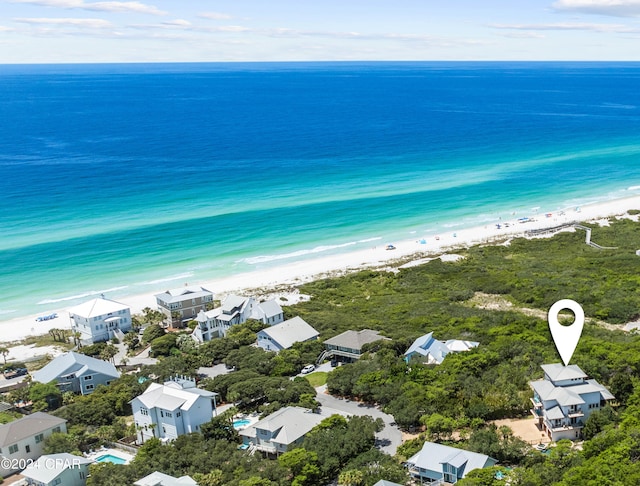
left=95, top=454, right=127, bottom=465
left=233, top=419, right=251, bottom=428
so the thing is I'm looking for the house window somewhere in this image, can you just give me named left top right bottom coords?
left=35, top=433, right=44, bottom=443
left=53, top=427, right=61, bottom=433
left=140, top=408, right=148, bottom=416
left=54, top=478, right=62, bottom=485
left=165, top=411, right=172, bottom=418
left=25, top=445, right=31, bottom=453
left=84, top=375, right=93, bottom=381
left=176, top=412, right=181, bottom=417
left=9, top=444, right=18, bottom=454
left=85, top=384, right=94, bottom=390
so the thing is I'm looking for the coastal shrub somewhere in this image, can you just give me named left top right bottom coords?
left=142, top=323, right=166, bottom=344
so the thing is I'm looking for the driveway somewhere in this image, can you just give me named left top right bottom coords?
left=315, top=385, right=402, bottom=456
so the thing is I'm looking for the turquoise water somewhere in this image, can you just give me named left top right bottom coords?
left=1, top=62, right=640, bottom=320
left=95, top=454, right=127, bottom=465
left=233, top=419, right=252, bottom=428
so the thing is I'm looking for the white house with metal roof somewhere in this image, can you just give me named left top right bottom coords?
left=404, top=332, right=479, bottom=364
left=134, top=471, right=198, bottom=486
left=32, top=351, right=120, bottom=395
left=529, top=363, right=615, bottom=441
left=405, top=441, right=497, bottom=484
left=154, top=286, right=214, bottom=328
left=131, top=376, right=219, bottom=444
left=192, top=295, right=284, bottom=343
left=21, top=453, right=92, bottom=486
left=239, top=406, right=325, bottom=455
left=257, top=317, right=319, bottom=352
left=0, top=412, right=68, bottom=477
left=69, top=297, right=131, bottom=344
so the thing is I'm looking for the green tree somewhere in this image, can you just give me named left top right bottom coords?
left=0, top=346, right=9, bottom=364
left=142, top=323, right=166, bottom=344
left=29, top=382, right=62, bottom=410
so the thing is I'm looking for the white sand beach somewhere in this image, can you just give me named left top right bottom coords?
left=2, top=194, right=639, bottom=346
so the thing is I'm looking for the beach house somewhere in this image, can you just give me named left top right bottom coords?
left=154, top=286, right=214, bottom=328
left=131, top=376, right=219, bottom=444
left=192, top=295, right=284, bottom=342
left=0, top=412, right=68, bottom=477
left=134, top=471, right=198, bottom=486
left=21, top=453, right=93, bottom=486
left=323, top=329, right=390, bottom=363
left=257, top=316, right=319, bottom=352
left=404, top=332, right=479, bottom=364
left=405, top=441, right=497, bottom=484
left=239, top=406, right=325, bottom=455
left=32, top=351, right=120, bottom=395
left=529, top=363, right=615, bottom=441
left=68, top=296, right=132, bottom=344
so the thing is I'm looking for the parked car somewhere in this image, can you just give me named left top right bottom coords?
left=301, top=364, right=315, bottom=374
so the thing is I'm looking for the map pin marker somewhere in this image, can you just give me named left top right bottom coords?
left=548, top=299, right=584, bottom=366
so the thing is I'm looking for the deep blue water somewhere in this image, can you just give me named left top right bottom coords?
left=2, top=62, right=640, bottom=318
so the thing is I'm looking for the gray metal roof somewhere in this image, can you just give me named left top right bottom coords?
left=134, top=471, right=198, bottom=486
left=239, top=406, right=324, bottom=446
left=542, top=363, right=587, bottom=382
left=545, top=405, right=566, bottom=420
left=32, top=351, right=120, bottom=385
left=154, top=286, right=213, bottom=304
left=22, top=453, right=92, bottom=483
left=373, top=481, right=404, bottom=486
left=259, top=317, right=318, bottom=350
left=407, top=441, right=497, bottom=477
left=255, top=300, right=283, bottom=318
left=133, top=382, right=217, bottom=412
left=0, top=412, right=67, bottom=447
left=324, top=329, right=390, bottom=350
left=68, top=297, right=129, bottom=318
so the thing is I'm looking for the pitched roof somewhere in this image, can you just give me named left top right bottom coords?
left=444, top=339, right=480, bottom=352
left=222, top=294, right=250, bottom=312
left=324, top=329, right=390, bottom=350
left=259, top=317, right=319, bottom=349
left=0, top=412, right=67, bottom=447
left=134, top=471, right=198, bottom=486
left=154, top=286, right=212, bottom=303
left=239, top=406, right=324, bottom=446
left=68, top=297, right=129, bottom=318
left=404, top=332, right=450, bottom=364
left=407, top=441, right=497, bottom=477
left=133, top=382, right=217, bottom=412
left=32, top=351, right=120, bottom=385
left=373, top=481, right=405, bottom=486
left=22, top=453, right=92, bottom=483
left=253, top=300, right=283, bottom=318
left=542, top=363, right=587, bottom=382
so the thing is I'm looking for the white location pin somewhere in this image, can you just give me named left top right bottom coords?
left=548, top=299, right=584, bottom=366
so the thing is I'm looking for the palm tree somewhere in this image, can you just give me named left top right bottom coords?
left=0, top=346, right=9, bottom=364
left=338, top=470, right=364, bottom=486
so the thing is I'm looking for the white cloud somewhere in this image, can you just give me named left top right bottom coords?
left=11, top=0, right=166, bottom=15
left=553, top=0, right=640, bottom=17
left=162, top=19, right=191, bottom=27
left=198, top=11, right=232, bottom=20
left=14, top=17, right=113, bottom=28
left=491, top=22, right=639, bottom=32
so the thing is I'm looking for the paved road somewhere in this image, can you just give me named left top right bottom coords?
left=315, top=385, right=402, bottom=456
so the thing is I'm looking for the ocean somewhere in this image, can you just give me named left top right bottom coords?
left=2, top=61, right=640, bottom=319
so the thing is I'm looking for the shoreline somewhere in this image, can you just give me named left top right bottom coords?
left=2, top=194, right=640, bottom=346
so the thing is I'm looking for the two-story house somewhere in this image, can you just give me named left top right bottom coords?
left=32, top=351, right=120, bottom=396
left=21, top=453, right=93, bottom=486
left=154, top=286, right=214, bottom=328
left=406, top=441, right=497, bottom=484
left=192, top=295, right=284, bottom=343
left=404, top=331, right=479, bottom=364
left=0, top=412, right=68, bottom=477
left=130, top=376, right=219, bottom=444
left=257, top=316, right=319, bottom=352
left=239, top=406, right=324, bottom=455
left=529, top=363, right=615, bottom=441
left=69, top=297, right=131, bottom=344
left=323, top=329, right=390, bottom=363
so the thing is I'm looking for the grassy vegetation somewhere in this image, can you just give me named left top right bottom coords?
left=304, top=371, right=328, bottom=387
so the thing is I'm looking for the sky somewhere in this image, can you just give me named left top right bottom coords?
left=1, top=0, right=640, bottom=63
